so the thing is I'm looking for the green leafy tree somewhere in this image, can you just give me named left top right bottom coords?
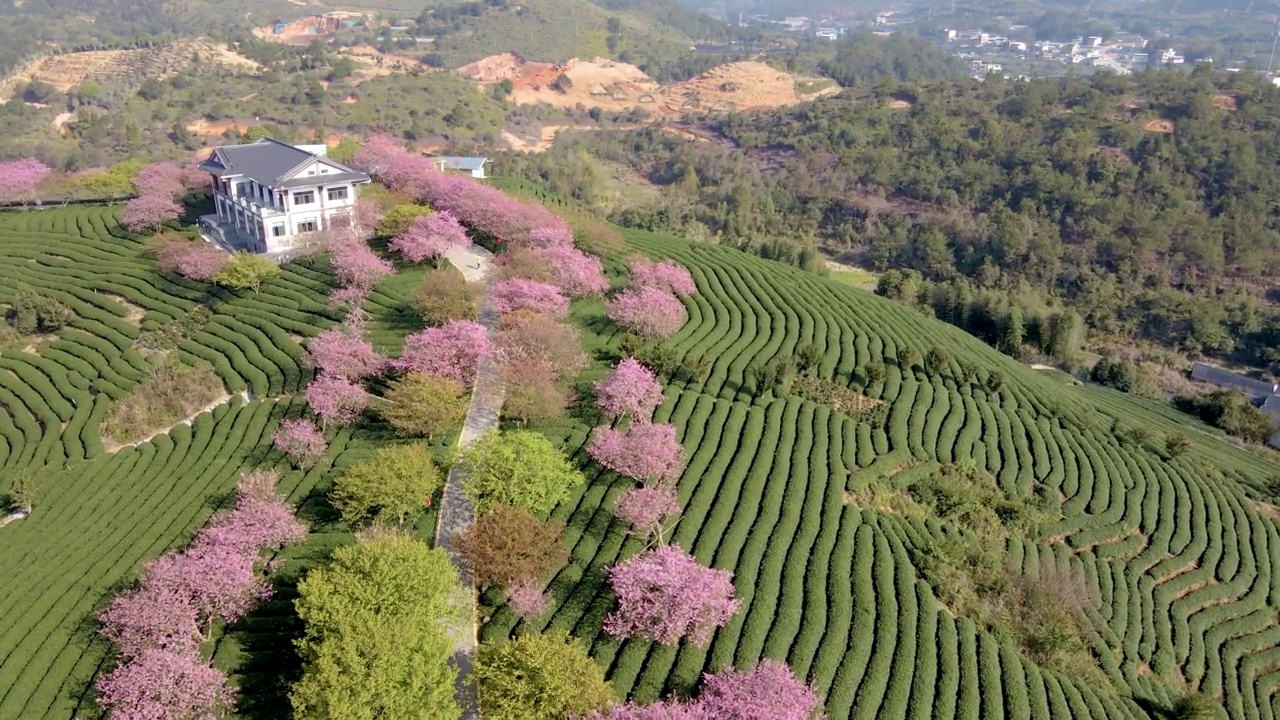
left=924, top=345, right=951, bottom=375
left=896, top=343, right=920, bottom=372
left=377, top=204, right=434, bottom=237
left=212, top=252, right=280, bottom=293
left=377, top=372, right=468, bottom=440
left=414, top=267, right=481, bottom=325
left=864, top=361, right=887, bottom=387
left=455, top=430, right=584, bottom=515
left=10, top=287, right=74, bottom=335
left=329, top=137, right=363, bottom=165
left=1172, top=692, right=1226, bottom=720
left=1166, top=434, right=1191, bottom=458
left=1002, top=306, right=1025, bottom=357
left=796, top=342, right=823, bottom=372
left=292, top=532, right=463, bottom=720
left=471, top=631, right=614, bottom=720
left=330, top=444, right=443, bottom=526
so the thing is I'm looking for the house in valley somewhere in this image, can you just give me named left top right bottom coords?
left=197, top=137, right=371, bottom=254
left=438, top=156, right=489, bottom=179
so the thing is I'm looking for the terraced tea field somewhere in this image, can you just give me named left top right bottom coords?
left=0, top=206, right=428, bottom=719
left=482, top=231, right=1280, bottom=720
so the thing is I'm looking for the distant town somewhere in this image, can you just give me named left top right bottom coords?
left=724, top=9, right=1215, bottom=81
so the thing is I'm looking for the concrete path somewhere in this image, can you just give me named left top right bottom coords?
left=435, top=243, right=499, bottom=719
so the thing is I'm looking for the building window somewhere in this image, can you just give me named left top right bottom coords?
left=293, top=191, right=315, bottom=205
left=327, top=186, right=348, bottom=202
left=236, top=182, right=248, bottom=197
left=297, top=220, right=318, bottom=234
left=271, top=224, right=285, bottom=238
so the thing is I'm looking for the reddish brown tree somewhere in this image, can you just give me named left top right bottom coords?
left=452, top=505, right=568, bottom=590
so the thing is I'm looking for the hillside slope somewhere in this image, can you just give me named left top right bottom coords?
left=478, top=207, right=1280, bottom=719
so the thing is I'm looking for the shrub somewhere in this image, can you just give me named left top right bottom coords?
left=102, top=358, right=225, bottom=443
left=452, top=505, right=568, bottom=589
left=471, top=631, right=614, bottom=720
left=1090, top=356, right=1139, bottom=392
left=212, top=253, right=280, bottom=293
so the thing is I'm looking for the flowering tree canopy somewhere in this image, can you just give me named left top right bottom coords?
left=305, top=372, right=371, bottom=427
left=525, top=224, right=574, bottom=249
left=303, top=320, right=386, bottom=380
left=603, top=544, right=739, bottom=646
left=696, top=660, right=827, bottom=720
left=201, top=470, right=308, bottom=556
left=494, top=311, right=587, bottom=385
left=614, top=485, right=681, bottom=544
left=607, top=286, right=687, bottom=339
left=175, top=242, right=230, bottom=281
left=629, top=258, right=697, bottom=297
left=122, top=193, right=183, bottom=233
left=389, top=211, right=469, bottom=264
left=331, top=242, right=394, bottom=291
left=133, top=162, right=186, bottom=199
left=587, top=660, right=827, bottom=720
left=532, top=244, right=610, bottom=298
left=489, top=278, right=570, bottom=317
left=507, top=579, right=550, bottom=621
left=0, top=158, right=51, bottom=203
left=143, top=545, right=268, bottom=625
left=98, top=586, right=203, bottom=660
left=588, top=422, right=685, bottom=484
left=393, top=320, right=490, bottom=386
left=596, top=358, right=665, bottom=421
left=95, top=648, right=236, bottom=720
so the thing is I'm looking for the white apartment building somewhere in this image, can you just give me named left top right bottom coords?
left=197, top=137, right=371, bottom=254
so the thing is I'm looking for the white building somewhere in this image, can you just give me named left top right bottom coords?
left=438, top=156, right=489, bottom=179
left=197, top=138, right=371, bottom=254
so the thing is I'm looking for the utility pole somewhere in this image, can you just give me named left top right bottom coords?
left=1269, top=14, right=1280, bottom=75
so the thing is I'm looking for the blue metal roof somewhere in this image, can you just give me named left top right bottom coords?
left=440, top=156, right=488, bottom=171
left=1190, top=362, right=1277, bottom=399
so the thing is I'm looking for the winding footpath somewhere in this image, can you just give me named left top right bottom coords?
left=435, top=243, right=500, bottom=719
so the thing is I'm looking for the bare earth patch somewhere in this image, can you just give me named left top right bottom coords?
left=1143, top=119, right=1175, bottom=133
left=102, top=392, right=232, bottom=453
left=101, top=293, right=147, bottom=327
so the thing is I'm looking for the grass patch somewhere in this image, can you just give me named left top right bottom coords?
left=102, top=357, right=226, bottom=444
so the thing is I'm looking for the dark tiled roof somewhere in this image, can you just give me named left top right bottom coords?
left=197, top=137, right=368, bottom=188
left=1190, top=362, right=1276, bottom=399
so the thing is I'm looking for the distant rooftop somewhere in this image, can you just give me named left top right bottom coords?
left=1190, top=362, right=1277, bottom=400
left=440, top=156, right=488, bottom=171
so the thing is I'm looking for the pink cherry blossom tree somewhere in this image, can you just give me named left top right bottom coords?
left=303, top=320, right=386, bottom=380
left=603, top=544, right=739, bottom=646
left=98, top=586, right=203, bottom=660
left=596, top=358, right=665, bottom=421
left=95, top=649, right=235, bottom=720
left=696, top=660, right=827, bottom=720
left=392, top=320, right=490, bottom=386
left=304, top=372, right=370, bottom=427
left=389, top=211, right=469, bottom=265
left=143, top=545, right=269, bottom=625
left=525, top=224, right=574, bottom=250
left=331, top=242, right=394, bottom=291
left=175, top=242, right=230, bottom=281
left=490, top=278, right=570, bottom=317
left=607, top=287, right=687, bottom=339
left=200, top=470, right=308, bottom=555
left=629, top=259, right=697, bottom=297
left=133, top=162, right=186, bottom=199
left=507, top=579, right=550, bottom=621
left=0, top=158, right=51, bottom=204
left=273, top=418, right=329, bottom=469
left=614, top=484, right=681, bottom=546
left=121, top=193, right=183, bottom=233
left=532, top=244, right=610, bottom=298
left=587, top=422, right=685, bottom=484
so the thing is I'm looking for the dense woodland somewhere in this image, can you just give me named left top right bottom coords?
left=501, top=66, right=1280, bottom=370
